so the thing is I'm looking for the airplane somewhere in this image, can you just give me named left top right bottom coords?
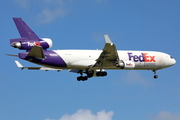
left=7, top=17, right=176, bottom=81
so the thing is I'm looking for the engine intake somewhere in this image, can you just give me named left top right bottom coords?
left=11, top=42, right=21, bottom=48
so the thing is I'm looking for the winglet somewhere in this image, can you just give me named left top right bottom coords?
left=15, top=61, right=24, bottom=69
left=104, top=35, right=113, bottom=44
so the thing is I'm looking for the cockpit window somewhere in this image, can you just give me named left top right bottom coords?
left=170, top=56, right=174, bottom=59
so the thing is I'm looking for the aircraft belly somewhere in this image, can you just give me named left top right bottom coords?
left=53, top=50, right=101, bottom=67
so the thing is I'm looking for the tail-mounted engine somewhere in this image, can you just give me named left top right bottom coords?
left=10, top=38, right=52, bottom=51
left=116, top=60, right=135, bottom=69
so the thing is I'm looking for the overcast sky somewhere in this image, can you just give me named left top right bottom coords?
left=0, top=0, right=180, bottom=120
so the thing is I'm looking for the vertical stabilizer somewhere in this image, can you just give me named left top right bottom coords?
left=10, top=18, right=52, bottom=51
left=13, top=18, right=39, bottom=40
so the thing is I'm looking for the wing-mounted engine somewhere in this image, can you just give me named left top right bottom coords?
left=10, top=38, right=53, bottom=51
left=116, top=60, right=135, bottom=69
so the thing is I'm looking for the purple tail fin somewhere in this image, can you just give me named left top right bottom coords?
left=10, top=18, right=52, bottom=51
left=13, top=18, right=39, bottom=40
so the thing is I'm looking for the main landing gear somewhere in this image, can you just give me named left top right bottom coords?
left=77, top=71, right=88, bottom=81
left=77, top=76, right=88, bottom=81
left=77, top=71, right=107, bottom=81
left=153, top=70, right=158, bottom=79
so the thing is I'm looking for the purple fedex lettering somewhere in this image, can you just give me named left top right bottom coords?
left=128, top=53, right=133, bottom=61
left=139, top=54, right=144, bottom=62
left=128, top=53, right=144, bottom=62
left=128, top=52, right=156, bottom=62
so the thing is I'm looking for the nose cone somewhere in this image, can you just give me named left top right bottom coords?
left=171, top=58, right=176, bottom=66
left=164, top=55, right=176, bottom=67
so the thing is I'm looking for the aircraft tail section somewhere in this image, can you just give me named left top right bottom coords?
left=10, top=18, right=53, bottom=51
left=13, top=18, right=39, bottom=40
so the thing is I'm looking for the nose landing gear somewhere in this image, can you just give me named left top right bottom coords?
left=154, top=75, right=158, bottom=79
left=153, top=70, right=158, bottom=79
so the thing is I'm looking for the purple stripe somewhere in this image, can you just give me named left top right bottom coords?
left=43, top=51, right=67, bottom=67
left=19, top=50, right=67, bottom=67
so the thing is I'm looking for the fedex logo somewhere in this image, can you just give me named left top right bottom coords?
left=27, top=42, right=40, bottom=46
left=128, top=52, right=156, bottom=62
left=126, top=63, right=133, bottom=66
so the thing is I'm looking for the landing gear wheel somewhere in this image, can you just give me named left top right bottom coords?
left=154, top=75, right=158, bottom=79
left=96, top=71, right=107, bottom=77
left=77, top=76, right=81, bottom=81
left=102, top=71, right=107, bottom=76
left=77, top=76, right=88, bottom=81
left=82, top=76, right=88, bottom=81
left=153, top=70, right=158, bottom=79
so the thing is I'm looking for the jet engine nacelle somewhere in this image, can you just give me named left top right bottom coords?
left=10, top=38, right=53, bottom=51
left=116, top=60, right=135, bottom=69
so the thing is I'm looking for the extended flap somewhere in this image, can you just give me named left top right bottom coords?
left=27, top=46, right=45, bottom=59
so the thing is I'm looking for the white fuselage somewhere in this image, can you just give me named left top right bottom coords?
left=52, top=50, right=176, bottom=70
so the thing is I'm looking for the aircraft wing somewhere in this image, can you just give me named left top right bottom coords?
left=94, top=35, right=119, bottom=68
left=6, top=54, right=18, bottom=57
left=15, top=61, right=62, bottom=71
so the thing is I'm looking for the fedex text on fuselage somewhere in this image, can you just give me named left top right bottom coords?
left=128, top=52, right=156, bottom=62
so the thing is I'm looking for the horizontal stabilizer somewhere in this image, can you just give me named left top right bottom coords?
left=6, top=54, right=18, bottom=57
left=15, top=61, right=62, bottom=71
left=27, top=46, right=45, bottom=59
left=15, top=60, right=23, bottom=68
